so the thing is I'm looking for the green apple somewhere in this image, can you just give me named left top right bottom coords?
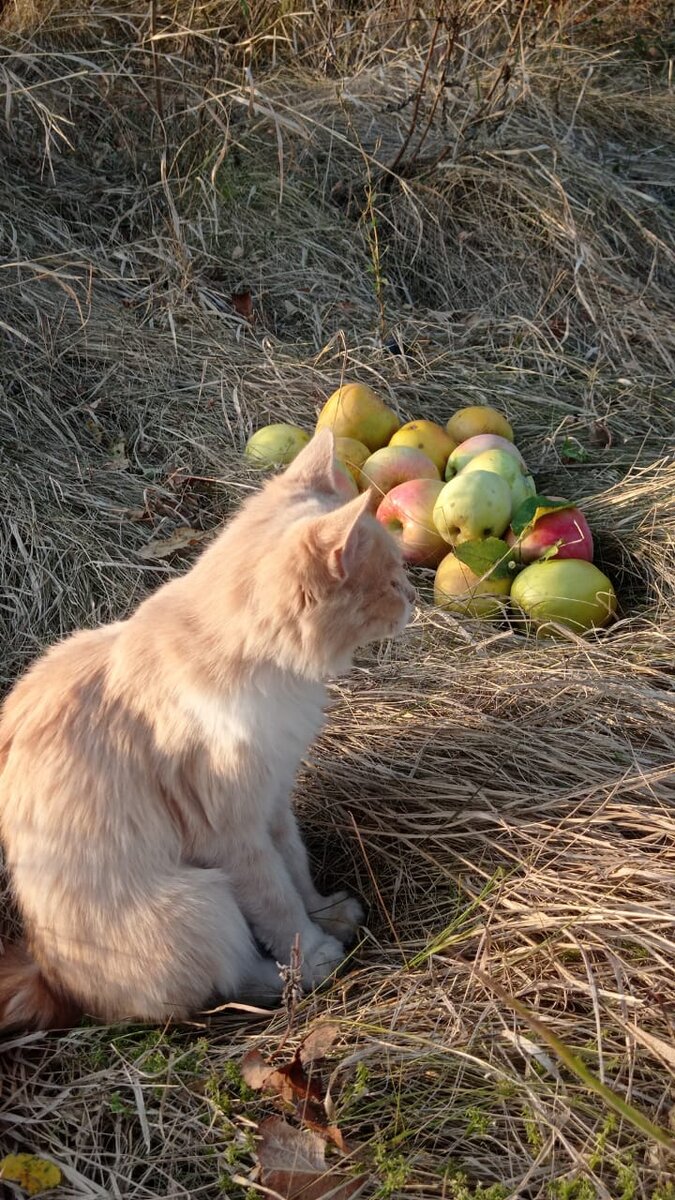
left=511, top=473, right=537, bottom=512
left=433, top=471, right=512, bottom=545
left=245, top=423, right=310, bottom=468
left=511, top=559, right=617, bottom=633
left=448, top=434, right=525, bottom=477
left=460, top=448, right=535, bottom=515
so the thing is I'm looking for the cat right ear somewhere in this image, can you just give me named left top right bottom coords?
left=312, top=488, right=373, bottom=581
left=282, top=429, right=340, bottom=495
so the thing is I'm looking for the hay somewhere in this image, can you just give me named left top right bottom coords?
left=1, top=1, right=674, bottom=1196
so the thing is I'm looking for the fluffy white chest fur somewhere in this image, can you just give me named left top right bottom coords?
left=182, top=669, right=326, bottom=777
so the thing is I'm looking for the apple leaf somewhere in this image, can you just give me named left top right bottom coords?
left=454, top=537, right=517, bottom=582
left=539, top=540, right=564, bottom=562
left=511, top=496, right=575, bottom=538
left=0, top=1153, right=62, bottom=1195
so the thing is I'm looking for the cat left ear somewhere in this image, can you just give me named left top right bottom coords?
left=282, top=429, right=340, bottom=494
left=314, top=488, right=373, bottom=581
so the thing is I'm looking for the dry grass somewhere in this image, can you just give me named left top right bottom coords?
left=1, top=1, right=674, bottom=1196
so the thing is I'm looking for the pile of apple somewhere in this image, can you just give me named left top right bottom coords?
left=244, top=382, right=617, bottom=635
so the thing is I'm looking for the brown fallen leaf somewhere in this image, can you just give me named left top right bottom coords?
left=256, top=1117, right=366, bottom=1200
left=590, top=420, right=612, bottom=448
left=232, top=288, right=254, bottom=321
left=241, top=1037, right=346, bottom=1149
left=241, top=1048, right=325, bottom=1111
left=299, top=1024, right=340, bottom=1067
left=136, top=527, right=209, bottom=560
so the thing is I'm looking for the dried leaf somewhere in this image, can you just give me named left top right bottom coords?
left=299, top=1024, right=340, bottom=1067
left=241, top=1048, right=324, bottom=1110
left=232, top=288, right=254, bottom=321
left=591, top=420, right=612, bottom=448
left=257, top=1117, right=366, bottom=1200
left=136, top=527, right=209, bottom=560
left=0, top=1153, right=62, bottom=1195
left=241, top=1049, right=277, bottom=1090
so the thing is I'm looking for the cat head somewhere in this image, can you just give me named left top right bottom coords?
left=227, top=430, right=416, bottom=677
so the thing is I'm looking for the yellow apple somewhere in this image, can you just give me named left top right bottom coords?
left=389, top=419, right=456, bottom=474
left=334, top=437, right=371, bottom=487
left=446, top=405, right=514, bottom=445
left=316, top=382, right=400, bottom=451
left=245, top=423, right=310, bottom=468
left=434, top=552, right=512, bottom=617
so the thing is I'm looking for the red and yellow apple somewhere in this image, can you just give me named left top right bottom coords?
left=388, top=419, right=456, bottom=474
left=360, top=445, right=439, bottom=498
left=377, top=478, right=447, bottom=566
left=507, top=505, right=593, bottom=564
left=446, top=405, right=514, bottom=445
left=433, top=471, right=512, bottom=545
left=447, top=434, right=525, bottom=478
left=510, top=559, right=617, bottom=633
left=434, top=552, right=512, bottom=617
left=316, top=382, right=400, bottom=451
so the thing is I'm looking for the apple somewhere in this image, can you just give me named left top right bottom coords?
left=334, top=437, right=371, bottom=487
left=507, top=505, right=593, bottom=564
left=433, top=471, right=512, bottom=545
left=388, top=419, right=456, bottom=474
left=511, top=472, right=537, bottom=512
left=316, top=382, right=400, bottom=451
left=434, top=552, right=512, bottom=618
left=447, top=434, right=525, bottom=478
left=510, top=559, right=617, bottom=633
left=360, top=445, right=439, bottom=498
left=245, top=423, right=310, bottom=468
left=446, top=405, right=514, bottom=445
left=377, top=478, right=447, bottom=567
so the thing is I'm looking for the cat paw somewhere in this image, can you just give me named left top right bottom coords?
left=300, top=929, right=345, bottom=989
left=311, top=890, right=365, bottom=945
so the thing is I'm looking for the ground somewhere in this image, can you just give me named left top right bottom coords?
left=0, top=2, right=674, bottom=1197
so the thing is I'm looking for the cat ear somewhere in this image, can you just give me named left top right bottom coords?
left=313, top=488, right=373, bottom=581
left=282, top=429, right=340, bottom=494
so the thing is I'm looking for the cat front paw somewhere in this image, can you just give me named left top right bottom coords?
left=300, top=929, right=345, bottom=989
left=311, top=890, right=365, bottom=945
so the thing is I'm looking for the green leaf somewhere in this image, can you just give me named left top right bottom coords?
left=454, top=537, right=518, bottom=582
left=511, top=495, right=575, bottom=538
left=560, top=437, right=590, bottom=463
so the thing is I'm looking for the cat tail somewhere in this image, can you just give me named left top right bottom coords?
left=0, top=941, right=80, bottom=1032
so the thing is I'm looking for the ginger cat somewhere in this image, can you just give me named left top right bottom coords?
left=0, top=430, right=414, bottom=1029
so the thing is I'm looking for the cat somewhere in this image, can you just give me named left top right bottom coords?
left=0, top=429, right=415, bottom=1030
